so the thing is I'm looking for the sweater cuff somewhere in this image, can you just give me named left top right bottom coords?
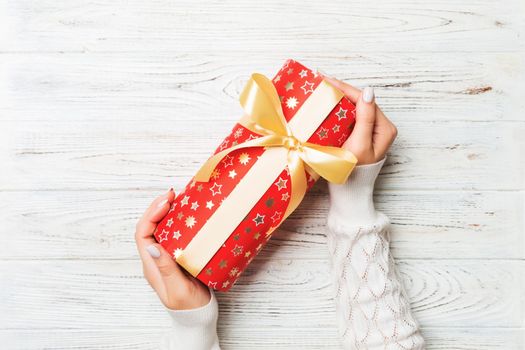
left=164, top=288, right=220, bottom=350
left=327, top=157, right=386, bottom=229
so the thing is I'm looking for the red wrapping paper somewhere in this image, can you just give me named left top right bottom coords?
left=154, top=59, right=356, bottom=291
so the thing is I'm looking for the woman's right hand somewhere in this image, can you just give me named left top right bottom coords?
left=322, top=75, right=398, bottom=165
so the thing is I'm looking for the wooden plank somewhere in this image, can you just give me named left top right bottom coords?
left=0, top=260, right=522, bottom=329
left=1, top=0, right=523, bottom=53
left=1, top=53, right=523, bottom=123
left=0, top=328, right=523, bottom=350
left=0, top=190, right=523, bottom=260
left=1, top=119, right=523, bottom=190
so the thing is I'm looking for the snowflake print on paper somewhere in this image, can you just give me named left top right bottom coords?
left=229, top=267, right=239, bottom=277
left=231, top=244, right=243, bottom=257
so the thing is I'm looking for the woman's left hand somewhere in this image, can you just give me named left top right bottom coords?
left=135, top=189, right=211, bottom=310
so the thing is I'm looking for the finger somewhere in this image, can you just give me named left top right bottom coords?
left=351, top=87, right=377, bottom=149
left=135, top=189, right=175, bottom=241
left=319, top=74, right=361, bottom=104
left=372, top=108, right=398, bottom=160
left=146, top=244, right=187, bottom=293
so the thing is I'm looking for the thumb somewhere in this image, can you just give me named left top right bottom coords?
left=146, top=243, right=186, bottom=288
left=351, top=87, right=377, bottom=148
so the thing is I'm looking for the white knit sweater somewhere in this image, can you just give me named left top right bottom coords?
left=161, top=157, right=425, bottom=350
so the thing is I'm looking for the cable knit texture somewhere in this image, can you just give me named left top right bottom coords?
left=160, top=287, right=221, bottom=350
left=158, top=157, right=424, bottom=350
left=326, top=157, right=425, bottom=350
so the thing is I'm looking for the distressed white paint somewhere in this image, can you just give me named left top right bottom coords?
left=0, top=0, right=523, bottom=349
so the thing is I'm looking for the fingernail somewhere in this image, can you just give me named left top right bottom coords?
left=146, top=245, right=161, bottom=258
left=362, top=87, right=375, bottom=103
left=157, top=198, right=168, bottom=208
left=316, top=69, right=333, bottom=79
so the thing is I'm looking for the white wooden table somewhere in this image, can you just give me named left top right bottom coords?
left=1, top=0, right=524, bottom=348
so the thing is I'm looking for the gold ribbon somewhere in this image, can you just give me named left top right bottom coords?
left=177, top=73, right=357, bottom=277
left=194, top=73, right=357, bottom=219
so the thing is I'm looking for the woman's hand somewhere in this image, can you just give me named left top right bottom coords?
left=322, top=75, right=398, bottom=164
left=135, top=189, right=211, bottom=310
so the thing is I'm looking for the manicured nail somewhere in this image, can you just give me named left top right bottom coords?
left=362, top=87, right=375, bottom=103
left=146, top=245, right=161, bottom=258
left=157, top=198, right=168, bottom=208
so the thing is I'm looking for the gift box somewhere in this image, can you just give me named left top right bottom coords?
left=154, top=59, right=357, bottom=291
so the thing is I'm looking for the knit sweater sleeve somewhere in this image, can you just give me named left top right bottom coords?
left=160, top=287, right=221, bottom=350
left=326, top=157, right=425, bottom=350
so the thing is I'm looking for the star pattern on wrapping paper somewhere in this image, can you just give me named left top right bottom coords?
left=299, top=69, right=308, bottom=78
left=336, top=107, right=347, bottom=121
left=222, top=280, right=230, bottom=289
left=317, top=127, right=329, bottom=140
left=172, top=230, right=182, bottom=240
left=191, top=201, right=199, bottom=211
left=158, top=229, right=169, bottom=243
left=281, top=192, right=290, bottom=201
left=208, top=281, right=217, bottom=288
left=301, top=81, right=315, bottom=94
left=210, top=182, right=222, bottom=196
left=271, top=211, right=282, bottom=223
left=206, top=200, right=214, bottom=209
left=273, top=75, right=281, bottom=83
left=218, top=139, right=229, bottom=151
left=332, top=124, right=341, bottom=133
left=228, top=170, right=237, bottom=179
left=166, top=218, right=174, bottom=227
left=285, top=81, right=294, bottom=91
left=180, top=195, right=190, bottom=207
left=275, top=177, right=288, bottom=190
left=253, top=213, right=265, bottom=226
left=221, top=154, right=234, bottom=168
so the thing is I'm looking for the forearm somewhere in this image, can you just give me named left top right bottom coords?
left=160, top=288, right=221, bottom=350
left=326, top=158, right=425, bottom=349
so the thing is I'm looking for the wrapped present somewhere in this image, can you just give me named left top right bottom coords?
left=154, top=59, right=357, bottom=291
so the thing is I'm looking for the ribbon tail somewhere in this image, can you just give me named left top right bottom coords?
left=194, top=135, right=287, bottom=182
left=299, top=144, right=358, bottom=184
left=282, top=151, right=308, bottom=221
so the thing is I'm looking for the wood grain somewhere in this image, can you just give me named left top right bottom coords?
left=2, top=0, right=524, bottom=53
left=1, top=260, right=523, bottom=330
left=1, top=0, right=523, bottom=347
left=0, top=189, right=523, bottom=260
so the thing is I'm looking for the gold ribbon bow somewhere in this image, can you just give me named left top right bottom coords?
left=194, top=73, right=358, bottom=221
